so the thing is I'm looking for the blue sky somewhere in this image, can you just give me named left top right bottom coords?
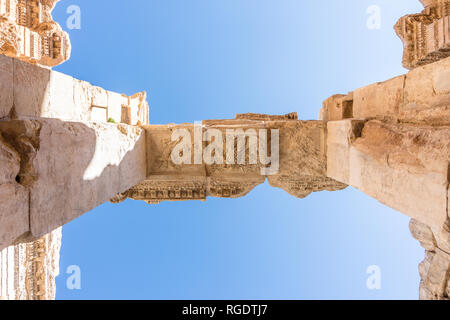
left=52, top=0, right=425, bottom=299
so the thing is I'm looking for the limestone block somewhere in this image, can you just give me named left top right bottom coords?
left=0, top=132, right=29, bottom=250
left=91, top=86, right=108, bottom=108
left=73, top=79, right=95, bottom=122
left=0, top=183, right=29, bottom=250
left=24, top=119, right=147, bottom=237
left=107, top=91, right=123, bottom=124
left=0, top=54, right=13, bottom=118
left=349, top=121, right=450, bottom=230
left=322, top=94, right=353, bottom=121
left=13, top=58, right=51, bottom=118
left=353, top=76, right=404, bottom=118
left=125, top=116, right=344, bottom=204
left=10, top=59, right=149, bottom=124
left=423, top=249, right=450, bottom=299
left=0, top=136, right=19, bottom=185
left=401, top=57, right=450, bottom=124
left=409, top=219, right=437, bottom=251
left=326, top=120, right=365, bottom=185
left=42, top=71, right=75, bottom=120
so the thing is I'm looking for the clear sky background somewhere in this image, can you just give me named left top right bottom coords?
left=52, top=0, right=425, bottom=299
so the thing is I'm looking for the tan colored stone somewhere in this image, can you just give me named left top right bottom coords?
left=349, top=120, right=449, bottom=230
left=0, top=0, right=71, bottom=67
left=423, top=249, right=450, bottom=299
left=13, top=57, right=50, bottom=118
left=7, top=57, right=150, bottom=124
left=400, top=57, right=450, bottom=125
left=353, top=76, right=404, bottom=118
left=322, top=94, right=353, bottom=121
left=410, top=219, right=438, bottom=251
left=29, top=120, right=147, bottom=237
left=122, top=115, right=345, bottom=204
left=326, top=120, right=365, bottom=184
left=0, top=119, right=147, bottom=237
left=0, top=228, right=61, bottom=300
left=395, top=0, right=450, bottom=70
left=0, top=54, right=13, bottom=118
left=0, top=183, right=28, bottom=250
left=0, top=135, right=19, bottom=185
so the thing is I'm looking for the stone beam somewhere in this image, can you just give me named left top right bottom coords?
left=323, top=57, right=450, bottom=231
left=0, top=54, right=149, bottom=125
left=0, top=119, right=147, bottom=242
left=114, top=114, right=346, bottom=205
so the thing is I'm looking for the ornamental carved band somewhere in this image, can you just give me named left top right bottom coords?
left=0, top=0, right=70, bottom=67
left=395, top=0, right=450, bottom=69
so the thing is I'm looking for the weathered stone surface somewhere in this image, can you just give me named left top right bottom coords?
left=353, top=76, right=405, bottom=118
left=0, top=119, right=147, bottom=237
left=0, top=228, right=62, bottom=300
left=401, top=56, right=450, bottom=125
left=324, top=57, right=450, bottom=125
left=350, top=120, right=449, bottom=230
left=395, top=0, right=450, bottom=70
left=410, top=219, right=450, bottom=300
left=4, top=56, right=150, bottom=125
left=0, top=54, right=12, bottom=118
left=121, top=115, right=345, bottom=204
left=321, top=94, right=353, bottom=121
left=0, top=183, right=29, bottom=250
left=13, top=56, right=51, bottom=118
left=0, top=136, right=29, bottom=249
left=0, top=0, right=71, bottom=67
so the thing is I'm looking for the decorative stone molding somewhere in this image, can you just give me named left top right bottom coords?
left=395, top=0, right=450, bottom=70
left=0, top=0, right=71, bottom=67
left=0, top=228, right=61, bottom=300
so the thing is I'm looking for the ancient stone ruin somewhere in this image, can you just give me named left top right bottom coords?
left=0, top=0, right=449, bottom=300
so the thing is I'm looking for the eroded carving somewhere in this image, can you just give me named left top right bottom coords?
left=0, top=0, right=71, bottom=67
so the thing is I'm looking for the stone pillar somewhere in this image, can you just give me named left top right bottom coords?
left=0, top=228, right=62, bottom=300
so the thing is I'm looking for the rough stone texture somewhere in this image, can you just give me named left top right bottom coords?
left=1, top=0, right=449, bottom=301
left=395, top=0, right=450, bottom=70
left=323, top=22, right=450, bottom=299
left=327, top=119, right=449, bottom=232
left=0, top=54, right=12, bottom=119
left=321, top=94, right=353, bottom=121
left=320, top=57, right=450, bottom=126
left=0, top=135, right=29, bottom=249
left=401, top=56, right=450, bottom=125
left=0, top=228, right=61, bottom=300
left=0, top=0, right=71, bottom=67
left=3, top=56, right=150, bottom=125
left=353, top=76, right=405, bottom=119
left=0, top=119, right=147, bottom=238
left=410, top=219, right=449, bottom=300
left=326, top=120, right=365, bottom=184
left=117, top=115, right=345, bottom=205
